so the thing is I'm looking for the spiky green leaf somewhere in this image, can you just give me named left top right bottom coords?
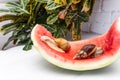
left=45, top=0, right=62, bottom=11
left=47, top=14, right=58, bottom=24
left=35, top=0, right=48, bottom=3
left=0, top=14, right=18, bottom=22
left=0, top=9, right=9, bottom=12
left=6, top=2, right=29, bottom=14
left=23, top=39, right=32, bottom=51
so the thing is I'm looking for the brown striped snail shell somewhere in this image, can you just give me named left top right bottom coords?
left=73, top=44, right=103, bottom=60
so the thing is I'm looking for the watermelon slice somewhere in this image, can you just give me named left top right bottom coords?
left=31, top=18, right=120, bottom=71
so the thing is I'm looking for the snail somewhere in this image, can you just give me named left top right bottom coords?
left=73, top=44, right=104, bottom=60
left=41, top=36, right=70, bottom=52
left=54, top=38, right=70, bottom=52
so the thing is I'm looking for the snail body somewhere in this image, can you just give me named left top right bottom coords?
left=41, top=36, right=70, bottom=52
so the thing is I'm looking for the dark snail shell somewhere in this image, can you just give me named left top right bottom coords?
left=73, top=44, right=97, bottom=60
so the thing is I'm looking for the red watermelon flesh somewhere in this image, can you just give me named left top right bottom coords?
left=31, top=18, right=120, bottom=71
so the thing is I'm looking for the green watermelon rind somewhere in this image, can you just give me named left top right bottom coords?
left=31, top=25, right=120, bottom=71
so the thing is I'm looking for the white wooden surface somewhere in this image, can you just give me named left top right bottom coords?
left=0, top=44, right=120, bottom=80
